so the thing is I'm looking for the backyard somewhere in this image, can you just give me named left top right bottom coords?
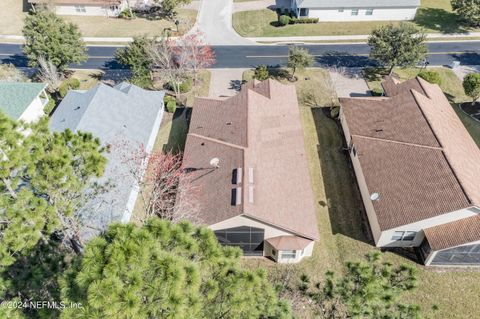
left=233, top=0, right=480, bottom=37
left=0, top=0, right=196, bottom=37
left=243, top=68, right=480, bottom=318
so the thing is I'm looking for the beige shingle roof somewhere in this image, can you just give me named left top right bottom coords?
left=340, top=76, right=480, bottom=230
left=182, top=80, right=319, bottom=240
left=266, top=236, right=312, bottom=250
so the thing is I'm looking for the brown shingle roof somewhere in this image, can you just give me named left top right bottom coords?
left=182, top=80, right=319, bottom=240
left=266, top=236, right=312, bottom=250
left=340, top=76, right=480, bottom=230
left=424, top=214, right=480, bottom=251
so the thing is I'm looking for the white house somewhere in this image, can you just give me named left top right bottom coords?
left=290, top=0, right=420, bottom=21
left=27, top=0, right=152, bottom=17
left=0, top=82, right=48, bottom=123
left=180, top=80, right=319, bottom=263
left=339, top=76, right=480, bottom=267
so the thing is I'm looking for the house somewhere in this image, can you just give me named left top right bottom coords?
left=288, top=0, right=420, bottom=21
left=27, top=0, right=149, bottom=17
left=0, top=82, right=48, bottom=123
left=339, top=76, right=480, bottom=266
left=180, top=79, right=319, bottom=263
left=50, top=82, right=164, bottom=238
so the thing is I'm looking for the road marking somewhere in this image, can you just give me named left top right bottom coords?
left=245, top=51, right=478, bottom=58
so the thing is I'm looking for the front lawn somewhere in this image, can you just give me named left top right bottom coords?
left=233, top=0, right=480, bottom=37
left=242, top=68, right=480, bottom=318
left=0, top=0, right=196, bottom=37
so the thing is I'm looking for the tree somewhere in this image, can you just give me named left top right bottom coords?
left=451, top=0, right=480, bottom=27
left=152, top=0, right=192, bottom=17
left=307, top=252, right=421, bottom=318
left=174, top=30, right=216, bottom=92
left=37, top=56, right=62, bottom=93
left=368, top=23, right=427, bottom=75
left=254, top=65, right=270, bottom=81
left=115, top=35, right=155, bottom=88
left=0, top=113, right=106, bottom=266
left=121, top=148, right=200, bottom=223
left=463, top=72, right=480, bottom=103
left=148, top=37, right=190, bottom=98
left=60, top=219, right=292, bottom=319
left=23, top=10, right=87, bottom=71
left=287, top=46, right=314, bottom=78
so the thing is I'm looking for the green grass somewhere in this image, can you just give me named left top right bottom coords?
left=233, top=0, right=480, bottom=37
left=454, top=106, right=480, bottom=147
left=0, top=0, right=196, bottom=37
left=243, top=68, right=480, bottom=318
left=364, top=66, right=470, bottom=103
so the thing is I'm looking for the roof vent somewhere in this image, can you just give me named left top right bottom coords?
left=370, top=192, right=380, bottom=201
left=226, top=122, right=232, bottom=125
left=210, top=157, right=220, bottom=168
left=375, top=129, right=383, bottom=132
left=74, top=106, right=80, bottom=110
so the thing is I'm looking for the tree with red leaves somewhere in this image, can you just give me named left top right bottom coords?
left=122, top=146, right=200, bottom=224
left=174, top=30, right=216, bottom=91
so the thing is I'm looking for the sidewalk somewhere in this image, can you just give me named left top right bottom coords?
left=247, top=32, right=480, bottom=43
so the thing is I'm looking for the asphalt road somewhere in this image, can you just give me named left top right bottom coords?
left=1, top=42, right=479, bottom=70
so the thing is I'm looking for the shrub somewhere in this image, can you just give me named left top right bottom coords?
left=164, top=95, right=177, bottom=113
left=118, top=9, right=135, bottom=19
left=254, top=65, right=269, bottom=81
left=371, top=87, right=384, bottom=96
left=418, top=70, right=441, bottom=85
left=289, top=17, right=319, bottom=24
left=463, top=72, right=480, bottom=102
left=131, top=73, right=153, bottom=89
left=44, top=96, right=56, bottom=115
left=179, top=77, right=193, bottom=93
left=278, top=15, right=291, bottom=26
left=58, top=78, right=81, bottom=98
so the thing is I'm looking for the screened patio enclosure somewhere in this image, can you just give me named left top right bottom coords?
left=214, top=226, right=265, bottom=256
left=430, top=243, right=480, bottom=266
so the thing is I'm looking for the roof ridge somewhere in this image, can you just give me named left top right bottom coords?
left=409, top=89, right=443, bottom=148
left=188, top=133, right=246, bottom=150
left=351, top=134, right=443, bottom=150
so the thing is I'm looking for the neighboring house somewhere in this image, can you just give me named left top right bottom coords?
left=287, top=0, right=420, bottom=21
left=339, top=76, right=480, bottom=267
left=180, top=79, right=319, bottom=263
left=0, top=82, right=48, bottom=123
left=50, top=82, right=164, bottom=238
left=27, top=0, right=150, bottom=17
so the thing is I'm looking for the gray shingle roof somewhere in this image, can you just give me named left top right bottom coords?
left=50, top=82, right=164, bottom=239
left=296, top=0, right=420, bottom=9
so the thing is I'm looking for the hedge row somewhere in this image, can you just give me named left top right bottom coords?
left=278, top=15, right=319, bottom=26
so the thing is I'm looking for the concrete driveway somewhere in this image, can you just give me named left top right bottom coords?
left=329, top=67, right=371, bottom=98
left=195, top=0, right=255, bottom=45
left=209, top=68, right=247, bottom=97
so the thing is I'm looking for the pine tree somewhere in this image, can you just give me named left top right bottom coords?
left=22, top=10, right=87, bottom=71
left=60, top=219, right=292, bottom=319
left=308, top=251, right=421, bottom=318
left=0, top=113, right=106, bottom=266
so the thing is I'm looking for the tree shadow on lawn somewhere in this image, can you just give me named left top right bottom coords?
left=309, top=107, right=372, bottom=244
left=414, top=8, right=468, bottom=34
left=163, top=107, right=189, bottom=154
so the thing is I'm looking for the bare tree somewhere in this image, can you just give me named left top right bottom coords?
left=121, top=145, right=200, bottom=224
left=147, top=37, right=190, bottom=99
left=37, top=55, right=62, bottom=93
left=174, top=30, right=215, bottom=93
